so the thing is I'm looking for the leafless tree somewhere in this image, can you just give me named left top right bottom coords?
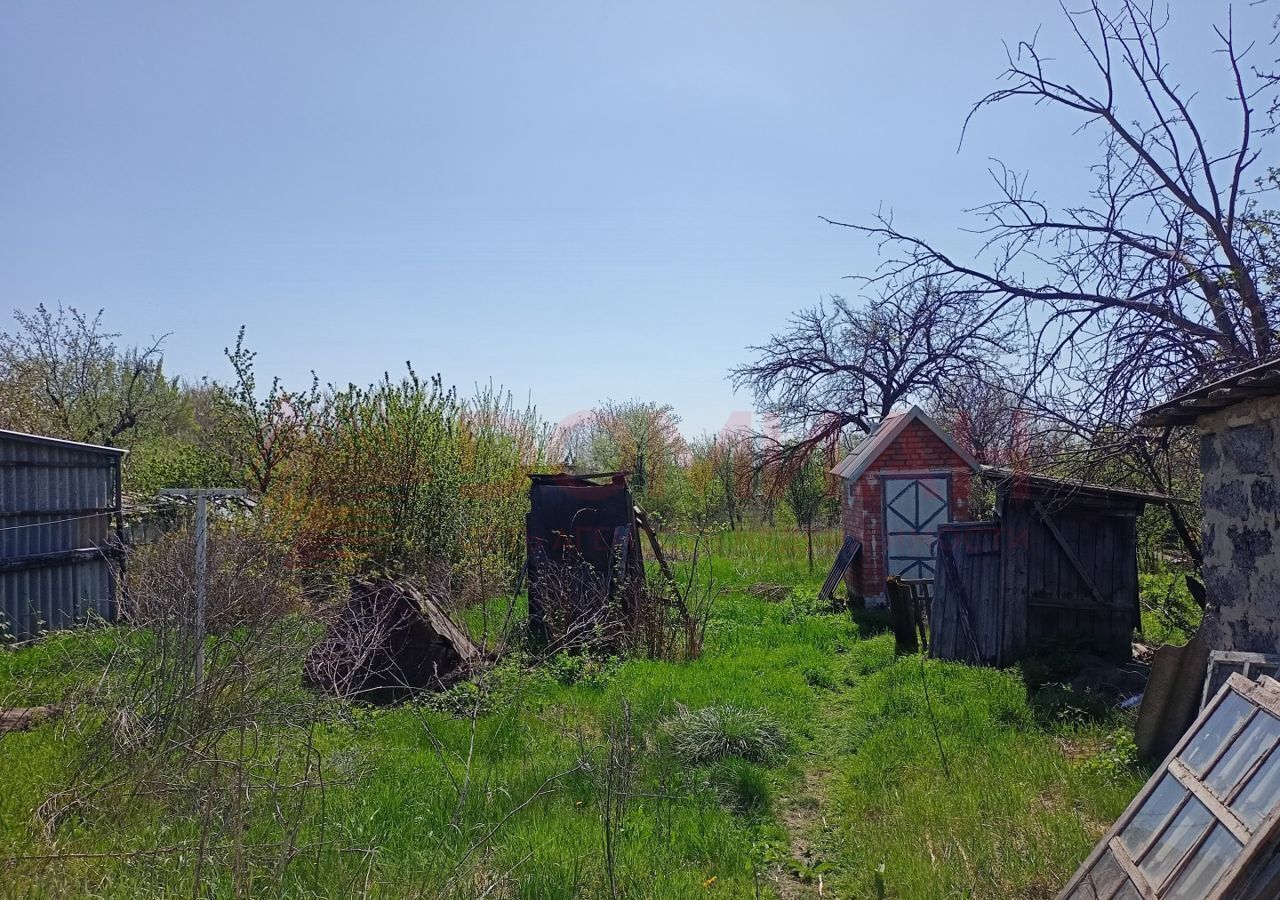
left=732, top=279, right=1015, bottom=462
left=830, top=1, right=1278, bottom=409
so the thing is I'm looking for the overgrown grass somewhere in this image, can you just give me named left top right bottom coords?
left=1138, top=571, right=1202, bottom=646
left=0, top=528, right=1148, bottom=898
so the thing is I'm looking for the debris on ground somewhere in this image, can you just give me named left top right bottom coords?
left=0, top=705, right=62, bottom=733
left=304, top=578, right=480, bottom=703
left=1065, top=654, right=1148, bottom=700
left=746, top=583, right=791, bottom=603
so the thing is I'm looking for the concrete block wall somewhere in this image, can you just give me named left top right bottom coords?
left=1199, top=396, right=1280, bottom=654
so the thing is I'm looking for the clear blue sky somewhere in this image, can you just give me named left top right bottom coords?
left=0, top=1, right=1253, bottom=436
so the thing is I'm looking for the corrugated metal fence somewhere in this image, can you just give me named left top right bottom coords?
left=0, top=430, right=124, bottom=641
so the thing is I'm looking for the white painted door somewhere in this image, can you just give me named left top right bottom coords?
left=883, top=476, right=950, bottom=579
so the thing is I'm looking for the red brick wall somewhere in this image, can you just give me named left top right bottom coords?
left=840, top=419, right=974, bottom=603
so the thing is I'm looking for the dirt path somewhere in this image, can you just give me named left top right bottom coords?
left=771, top=762, right=835, bottom=899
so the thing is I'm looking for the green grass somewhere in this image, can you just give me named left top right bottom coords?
left=0, top=527, right=1147, bottom=898
left=1138, top=571, right=1202, bottom=646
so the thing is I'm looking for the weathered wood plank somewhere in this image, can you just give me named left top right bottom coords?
left=0, top=706, right=62, bottom=733
left=1034, top=501, right=1109, bottom=607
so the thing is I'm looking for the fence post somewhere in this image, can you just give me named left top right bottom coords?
left=158, top=488, right=247, bottom=692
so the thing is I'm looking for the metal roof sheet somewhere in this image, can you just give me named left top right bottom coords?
left=1139, top=359, right=1280, bottom=427
left=0, top=429, right=127, bottom=456
left=979, top=465, right=1185, bottom=506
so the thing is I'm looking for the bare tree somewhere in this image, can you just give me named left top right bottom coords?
left=732, top=279, right=1014, bottom=462
left=821, top=0, right=1280, bottom=565
left=830, top=1, right=1279, bottom=410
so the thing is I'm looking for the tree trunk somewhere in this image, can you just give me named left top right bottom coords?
left=806, top=523, right=814, bottom=573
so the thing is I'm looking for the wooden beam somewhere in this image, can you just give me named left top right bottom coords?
left=1109, top=839, right=1160, bottom=900
left=1169, top=758, right=1254, bottom=844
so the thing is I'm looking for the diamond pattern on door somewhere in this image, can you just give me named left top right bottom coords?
left=883, top=476, right=950, bottom=579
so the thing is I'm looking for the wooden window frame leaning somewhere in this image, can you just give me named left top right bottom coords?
left=1202, top=651, right=1280, bottom=711
left=1059, top=673, right=1280, bottom=900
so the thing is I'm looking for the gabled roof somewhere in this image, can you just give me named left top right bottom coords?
left=0, top=428, right=127, bottom=456
left=1140, top=357, right=1280, bottom=426
left=830, top=405, right=979, bottom=481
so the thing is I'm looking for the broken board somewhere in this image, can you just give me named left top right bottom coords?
left=817, top=537, right=861, bottom=603
left=1203, top=650, right=1280, bottom=710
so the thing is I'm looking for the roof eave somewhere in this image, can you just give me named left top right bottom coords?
left=0, top=429, right=128, bottom=456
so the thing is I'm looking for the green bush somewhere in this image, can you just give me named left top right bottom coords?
left=1029, top=682, right=1114, bottom=729
left=661, top=704, right=787, bottom=764
left=1080, top=728, right=1143, bottom=785
left=544, top=652, right=621, bottom=688
left=1139, top=572, right=1202, bottom=646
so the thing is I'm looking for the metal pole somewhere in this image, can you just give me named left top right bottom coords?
left=156, top=487, right=246, bottom=695
left=194, top=492, right=207, bottom=692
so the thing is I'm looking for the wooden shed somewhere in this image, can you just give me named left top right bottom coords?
left=931, top=469, right=1169, bottom=665
left=831, top=406, right=979, bottom=606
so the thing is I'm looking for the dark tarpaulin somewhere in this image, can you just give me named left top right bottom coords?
left=526, top=472, right=644, bottom=640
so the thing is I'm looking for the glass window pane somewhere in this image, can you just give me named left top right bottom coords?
left=1234, top=745, right=1280, bottom=830
left=1166, top=823, right=1242, bottom=899
left=1182, top=692, right=1253, bottom=775
left=1139, top=796, right=1215, bottom=888
left=1207, top=711, right=1280, bottom=799
left=1119, top=774, right=1186, bottom=858
left=1112, top=881, right=1143, bottom=900
left=1072, top=849, right=1125, bottom=899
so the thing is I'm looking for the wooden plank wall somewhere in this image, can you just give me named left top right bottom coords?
left=1006, top=499, right=1139, bottom=660
left=932, top=523, right=1002, bottom=664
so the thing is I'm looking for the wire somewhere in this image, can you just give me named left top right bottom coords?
left=0, top=512, right=115, bottom=533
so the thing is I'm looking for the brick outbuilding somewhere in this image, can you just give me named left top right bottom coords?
left=830, top=406, right=979, bottom=606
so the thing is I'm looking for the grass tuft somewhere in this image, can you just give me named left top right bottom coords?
left=661, top=704, right=788, bottom=765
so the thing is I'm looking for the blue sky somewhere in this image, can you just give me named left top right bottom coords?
left=0, top=1, right=1255, bottom=436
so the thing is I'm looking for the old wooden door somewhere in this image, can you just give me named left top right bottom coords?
left=882, top=475, right=950, bottom=579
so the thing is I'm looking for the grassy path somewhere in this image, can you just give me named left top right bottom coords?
left=761, top=615, right=1148, bottom=899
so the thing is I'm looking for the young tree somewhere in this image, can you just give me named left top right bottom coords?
left=211, top=327, right=321, bottom=496
left=784, top=456, right=828, bottom=572
left=704, top=432, right=754, bottom=530
left=0, top=303, right=179, bottom=446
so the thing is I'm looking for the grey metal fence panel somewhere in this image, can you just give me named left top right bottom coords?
left=0, top=431, right=122, bottom=640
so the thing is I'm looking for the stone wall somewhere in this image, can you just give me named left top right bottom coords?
left=1199, top=395, right=1280, bottom=653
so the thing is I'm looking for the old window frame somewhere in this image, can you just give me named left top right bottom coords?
left=1061, top=674, right=1280, bottom=900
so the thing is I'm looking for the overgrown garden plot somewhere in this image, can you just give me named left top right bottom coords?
left=1, top=528, right=1151, bottom=898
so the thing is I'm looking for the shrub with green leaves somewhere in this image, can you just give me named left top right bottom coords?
left=1080, top=728, right=1143, bottom=785
left=661, top=704, right=787, bottom=764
